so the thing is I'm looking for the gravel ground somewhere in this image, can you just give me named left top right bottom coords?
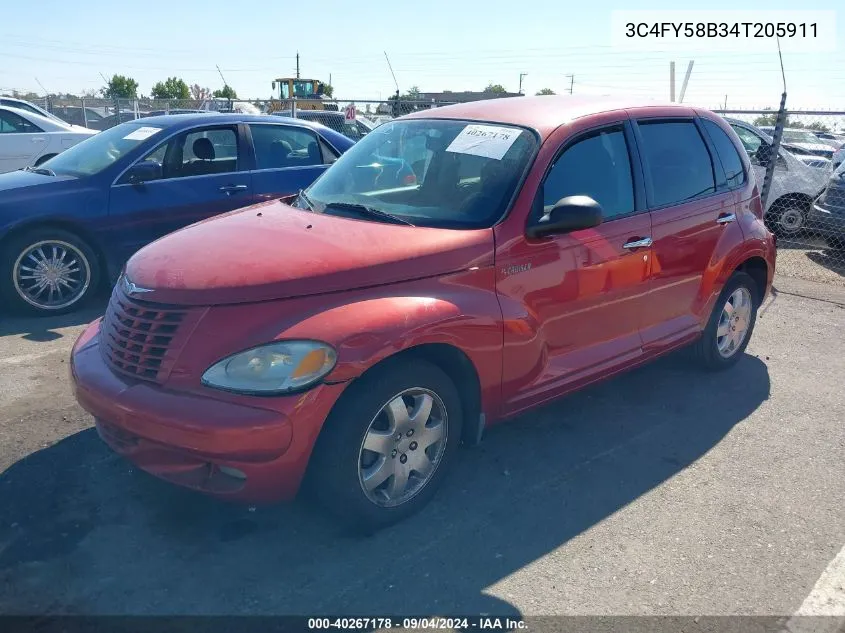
left=0, top=278, right=844, bottom=619
left=775, top=236, right=845, bottom=287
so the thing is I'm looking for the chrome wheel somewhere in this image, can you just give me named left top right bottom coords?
left=777, top=207, right=805, bottom=234
left=716, top=287, right=753, bottom=358
left=12, top=240, right=91, bottom=311
left=358, top=388, right=448, bottom=508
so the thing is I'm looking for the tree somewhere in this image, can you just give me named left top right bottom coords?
left=102, top=74, right=139, bottom=99
left=536, top=88, right=556, bottom=96
left=151, top=77, right=190, bottom=100
left=322, top=84, right=334, bottom=98
left=484, top=83, right=507, bottom=94
left=212, top=85, right=237, bottom=99
left=191, top=84, right=211, bottom=100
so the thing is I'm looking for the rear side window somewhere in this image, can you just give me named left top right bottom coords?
left=543, top=127, right=635, bottom=219
left=637, top=121, right=716, bottom=207
left=702, top=119, right=746, bottom=188
left=250, top=124, right=324, bottom=169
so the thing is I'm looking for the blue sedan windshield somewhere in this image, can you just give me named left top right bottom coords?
left=304, top=118, right=537, bottom=229
left=41, top=122, right=165, bottom=177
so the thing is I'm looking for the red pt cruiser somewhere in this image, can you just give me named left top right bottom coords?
left=71, top=97, right=776, bottom=530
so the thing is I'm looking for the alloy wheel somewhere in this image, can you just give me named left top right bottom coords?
left=716, top=287, right=753, bottom=358
left=12, top=240, right=92, bottom=311
left=357, top=388, right=448, bottom=508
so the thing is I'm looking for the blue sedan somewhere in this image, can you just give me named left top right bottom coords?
left=0, top=113, right=354, bottom=315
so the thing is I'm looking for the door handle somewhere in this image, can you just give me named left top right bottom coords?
left=219, top=184, right=248, bottom=195
left=716, top=213, right=736, bottom=225
left=622, top=237, right=653, bottom=250
left=31, top=137, right=46, bottom=143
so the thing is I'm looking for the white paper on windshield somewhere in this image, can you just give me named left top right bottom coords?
left=445, top=124, right=521, bottom=160
left=123, top=126, right=162, bottom=141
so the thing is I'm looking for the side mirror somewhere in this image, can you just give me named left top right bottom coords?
left=527, top=195, right=603, bottom=239
left=126, top=161, right=162, bottom=184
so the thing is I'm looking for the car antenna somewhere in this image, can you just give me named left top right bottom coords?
left=759, top=37, right=788, bottom=210
left=384, top=51, right=400, bottom=99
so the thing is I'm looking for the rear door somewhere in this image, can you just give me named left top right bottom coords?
left=246, top=123, right=336, bottom=204
left=0, top=109, right=46, bottom=171
left=107, top=123, right=252, bottom=262
left=634, top=116, right=743, bottom=351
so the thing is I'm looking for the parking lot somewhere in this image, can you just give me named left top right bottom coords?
left=0, top=274, right=843, bottom=618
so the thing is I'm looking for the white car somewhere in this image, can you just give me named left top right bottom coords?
left=0, top=96, right=65, bottom=124
left=727, top=118, right=830, bottom=237
left=0, top=105, right=96, bottom=174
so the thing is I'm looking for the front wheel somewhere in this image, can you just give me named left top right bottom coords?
left=0, top=228, right=100, bottom=316
left=765, top=199, right=809, bottom=237
left=306, top=358, right=463, bottom=532
left=690, top=271, right=759, bottom=371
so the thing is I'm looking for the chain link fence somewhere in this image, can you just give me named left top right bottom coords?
left=713, top=110, right=845, bottom=285
left=20, top=95, right=845, bottom=285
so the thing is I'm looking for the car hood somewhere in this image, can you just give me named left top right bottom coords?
left=784, top=141, right=834, bottom=154
left=124, top=200, right=494, bottom=306
left=0, top=169, right=77, bottom=193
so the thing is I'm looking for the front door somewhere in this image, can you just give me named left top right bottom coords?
left=107, top=124, right=252, bottom=263
left=496, top=121, right=652, bottom=416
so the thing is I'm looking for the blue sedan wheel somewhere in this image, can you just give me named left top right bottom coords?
left=1, top=228, right=100, bottom=316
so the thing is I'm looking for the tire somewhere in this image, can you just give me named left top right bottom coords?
left=33, top=154, right=57, bottom=167
left=826, top=236, right=845, bottom=251
left=0, top=227, right=100, bottom=316
left=765, top=197, right=809, bottom=238
left=690, top=271, right=759, bottom=371
left=306, top=358, right=463, bottom=533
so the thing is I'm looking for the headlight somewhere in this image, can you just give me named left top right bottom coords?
left=201, top=340, right=337, bottom=395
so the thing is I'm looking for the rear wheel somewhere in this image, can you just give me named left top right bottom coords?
left=691, top=272, right=759, bottom=371
left=33, top=154, right=57, bottom=167
left=307, top=358, right=462, bottom=532
left=765, top=197, right=810, bottom=237
left=0, top=228, right=100, bottom=316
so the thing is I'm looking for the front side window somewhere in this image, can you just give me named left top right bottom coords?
left=128, top=126, right=239, bottom=182
left=702, top=119, right=746, bottom=188
left=637, top=120, right=716, bottom=207
left=542, top=127, right=634, bottom=219
left=303, top=119, right=538, bottom=229
left=250, top=124, right=324, bottom=169
left=0, top=110, right=43, bottom=133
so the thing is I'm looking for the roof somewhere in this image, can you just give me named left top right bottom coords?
left=121, top=112, right=355, bottom=150
left=125, top=112, right=337, bottom=134
left=403, top=95, right=689, bottom=139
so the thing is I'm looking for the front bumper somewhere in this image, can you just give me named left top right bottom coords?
left=807, top=200, right=845, bottom=237
left=70, top=319, right=347, bottom=502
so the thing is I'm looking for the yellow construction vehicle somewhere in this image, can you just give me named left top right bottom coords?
left=268, top=78, right=338, bottom=112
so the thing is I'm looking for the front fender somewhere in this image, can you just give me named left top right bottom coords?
left=171, top=269, right=506, bottom=417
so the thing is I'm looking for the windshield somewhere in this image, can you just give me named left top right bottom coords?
left=304, top=119, right=537, bottom=229
left=41, top=122, right=164, bottom=177
left=783, top=130, right=823, bottom=144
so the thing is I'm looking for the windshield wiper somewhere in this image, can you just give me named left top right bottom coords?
left=23, top=165, right=56, bottom=176
left=324, top=202, right=415, bottom=226
left=297, top=189, right=315, bottom=211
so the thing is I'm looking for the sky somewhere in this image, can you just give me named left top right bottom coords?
left=1, top=0, right=843, bottom=111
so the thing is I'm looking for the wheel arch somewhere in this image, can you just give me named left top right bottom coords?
left=735, top=255, right=770, bottom=302
left=0, top=219, right=109, bottom=290
left=769, top=191, right=814, bottom=212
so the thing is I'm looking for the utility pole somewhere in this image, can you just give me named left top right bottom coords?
left=678, top=60, right=694, bottom=103
left=670, top=61, right=676, bottom=102
left=518, top=73, right=527, bottom=95
left=565, top=74, right=574, bottom=94
left=296, top=52, right=300, bottom=79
